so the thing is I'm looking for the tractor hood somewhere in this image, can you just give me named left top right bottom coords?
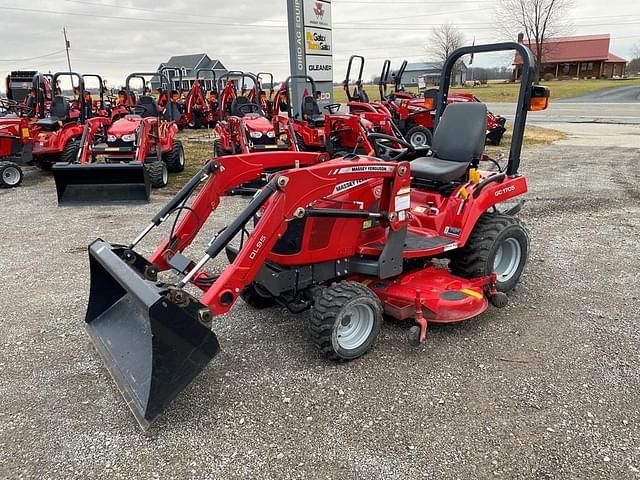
left=108, top=116, right=142, bottom=138
left=243, top=114, right=274, bottom=134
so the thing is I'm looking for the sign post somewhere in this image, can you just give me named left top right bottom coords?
left=287, top=0, right=333, bottom=115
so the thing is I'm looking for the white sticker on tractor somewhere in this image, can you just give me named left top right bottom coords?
left=395, top=194, right=411, bottom=212
left=338, top=165, right=395, bottom=174
left=333, top=179, right=367, bottom=194
left=444, top=243, right=458, bottom=252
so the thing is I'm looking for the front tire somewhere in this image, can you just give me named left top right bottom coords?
left=310, top=282, right=383, bottom=361
left=145, top=161, right=168, bottom=189
left=0, top=161, right=24, bottom=188
left=163, top=140, right=185, bottom=173
left=61, top=138, right=81, bottom=164
left=449, top=213, right=529, bottom=293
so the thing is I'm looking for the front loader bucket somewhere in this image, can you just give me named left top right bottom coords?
left=85, top=239, right=220, bottom=429
left=52, top=162, right=151, bottom=205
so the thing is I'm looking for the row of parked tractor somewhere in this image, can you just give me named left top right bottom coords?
left=0, top=56, right=507, bottom=205
left=2, top=43, right=552, bottom=429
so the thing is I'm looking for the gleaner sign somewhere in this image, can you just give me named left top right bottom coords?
left=287, top=0, right=334, bottom=110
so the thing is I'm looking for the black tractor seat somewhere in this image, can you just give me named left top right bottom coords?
left=136, top=95, right=160, bottom=118
left=36, top=95, right=70, bottom=130
left=410, top=102, right=488, bottom=183
left=302, top=95, right=324, bottom=127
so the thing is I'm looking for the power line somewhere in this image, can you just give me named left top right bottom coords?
left=0, top=49, right=66, bottom=62
left=5, top=6, right=640, bottom=31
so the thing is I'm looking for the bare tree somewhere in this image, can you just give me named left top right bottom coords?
left=427, top=23, right=466, bottom=84
left=496, top=0, right=573, bottom=81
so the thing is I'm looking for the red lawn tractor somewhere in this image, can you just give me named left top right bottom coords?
left=81, top=42, right=550, bottom=428
left=28, top=72, right=91, bottom=171
left=272, top=74, right=407, bottom=158
left=52, top=72, right=185, bottom=204
left=0, top=72, right=51, bottom=179
left=381, top=60, right=508, bottom=147
left=213, top=72, right=289, bottom=157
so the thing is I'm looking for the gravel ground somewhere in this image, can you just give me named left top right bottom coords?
left=0, top=139, right=639, bottom=479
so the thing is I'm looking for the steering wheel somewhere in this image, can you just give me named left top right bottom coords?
left=0, top=98, right=19, bottom=114
left=367, top=133, right=416, bottom=162
left=238, top=103, right=261, bottom=116
left=324, top=103, right=341, bottom=114
left=128, top=105, right=149, bottom=116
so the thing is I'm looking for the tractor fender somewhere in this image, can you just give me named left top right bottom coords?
left=447, top=175, right=528, bottom=248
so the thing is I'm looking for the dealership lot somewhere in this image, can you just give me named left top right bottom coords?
left=1, top=122, right=638, bottom=479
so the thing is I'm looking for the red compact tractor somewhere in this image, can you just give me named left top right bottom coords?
left=80, top=42, right=550, bottom=428
left=257, top=72, right=275, bottom=119
left=213, top=72, right=289, bottom=157
left=52, top=72, right=185, bottom=204
left=381, top=60, right=507, bottom=147
left=178, top=68, right=219, bottom=129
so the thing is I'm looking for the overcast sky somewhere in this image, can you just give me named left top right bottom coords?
left=1, top=0, right=639, bottom=90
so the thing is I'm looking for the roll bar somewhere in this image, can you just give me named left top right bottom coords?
left=379, top=59, right=391, bottom=100
left=395, top=60, right=408, bottom=92
left=159, top=67, right=183, bottom=92
left=283, top=75, right=318, bottom=119
left=125, top=72, right=171, bottom=93
left=343, top=55, right=365, bottom=102
left=196, top=69, right=217, bottom=91
left=435, top=42, right=537, bottom=176
left=257, top=72, right=275, bottom=98
left=82, top=74, right=104, bottom=103
left=53, top=71, right=87, bottom=122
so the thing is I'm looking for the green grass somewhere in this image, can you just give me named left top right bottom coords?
left=334, top=77, right=640, bottom=104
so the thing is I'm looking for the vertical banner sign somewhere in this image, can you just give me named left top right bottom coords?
left=287, top=0, right=333, bottom=115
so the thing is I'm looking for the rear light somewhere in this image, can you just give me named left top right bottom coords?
left=528, top=86, right=551, bottom=112
left=21, top=128, right=30, bottom=139
left=423, top=97, right=436, bottom=110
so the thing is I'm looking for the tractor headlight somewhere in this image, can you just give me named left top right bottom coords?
left=121, top=133, right=136, bottom=143
left=265, top=131, right=276, bottom=139
left=107, top=135, right=117, bottom=143
left=249, top=131, right=263, bottom=139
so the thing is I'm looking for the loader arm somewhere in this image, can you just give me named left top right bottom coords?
left=149, top=151, right=329, bottom=270
left=187, top=158, right=412, bottom=316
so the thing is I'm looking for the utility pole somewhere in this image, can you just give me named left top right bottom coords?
left=63, top=27, right=74, bottom=88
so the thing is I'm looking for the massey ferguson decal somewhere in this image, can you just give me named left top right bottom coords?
left=304, top=0, right=332, bottom=28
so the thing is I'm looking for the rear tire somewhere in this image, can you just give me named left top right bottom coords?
left=0, top=161, right=24, bottom=188
left=406, top=126, right=433, bottom=148
left=310, top=282, right=383, bottom=361
left=188, top=111, right=203, bottom=129
left=145, top=161, right=168, bottom=189
left=294, top=132, right=309, bottom=152
left=213, top=139, right=225, bottom=158
left=449, top=213, right=529, bottom=293
left=61, top=138, right=80, bottom=164
left=163, top=140, right=185, bottom=173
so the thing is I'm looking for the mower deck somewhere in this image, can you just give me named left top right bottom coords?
left=352, top=265, right=489, bottom=324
